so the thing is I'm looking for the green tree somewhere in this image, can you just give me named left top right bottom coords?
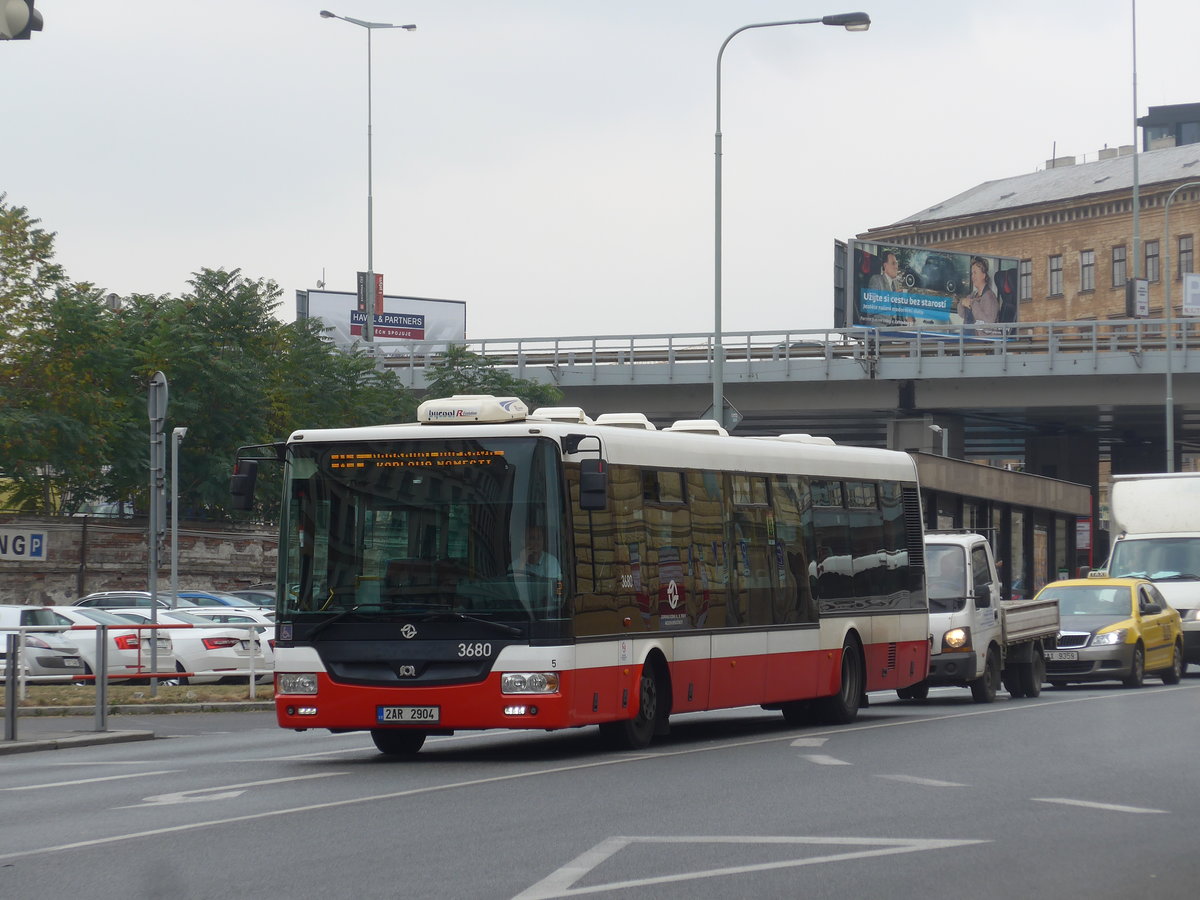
left=0, top=195, right=66, bottom=354
left=0, top=283, right=127, bottom=514
left=424, top=344, right=562, bottom=410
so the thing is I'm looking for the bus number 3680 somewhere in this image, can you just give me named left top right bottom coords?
left=458, top=642, right=492, bottom=658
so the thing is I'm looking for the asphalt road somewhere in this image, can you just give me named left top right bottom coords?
left=2, top=678, right=1199, bottom=899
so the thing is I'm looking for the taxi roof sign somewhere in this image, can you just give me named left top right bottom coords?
left=417, top=395, right=529, bottom=424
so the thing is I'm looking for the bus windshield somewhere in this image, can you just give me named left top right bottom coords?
left=280, top=436, right=568, bottom=625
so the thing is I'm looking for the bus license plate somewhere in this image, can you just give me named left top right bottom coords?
left=377, top=706, right=439, bottom=724
left=1045, top=650, right=1077, bottom=661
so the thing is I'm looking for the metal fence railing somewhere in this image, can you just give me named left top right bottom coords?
left=2, top=622, right=270, bottom=742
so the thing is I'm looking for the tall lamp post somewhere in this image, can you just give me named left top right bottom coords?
left=320, top=10, right=416, bottom=343
left=1162, top=180, right=1200, bottom=473
left=170, top=426, right=188, bottom=600
left=713, top=12, right=870, bottom=428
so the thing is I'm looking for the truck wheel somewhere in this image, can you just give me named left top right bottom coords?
left=1018, top=645, right=1045, bottom=698
left=815, top=638, right=864, bottom=724
left=1160, top=642, right=1184, bottom=685
left=970, top=647, right=1001, bottom=703
left=1002, top=668, right=1024, bottom=698
left=1122, top=644, right=1146, bottom=688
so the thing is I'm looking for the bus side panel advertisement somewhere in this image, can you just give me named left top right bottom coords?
left=847, top=240, right=1020, bottom=335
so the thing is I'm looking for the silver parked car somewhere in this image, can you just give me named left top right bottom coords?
left=0, top=605, right=85, bottom=682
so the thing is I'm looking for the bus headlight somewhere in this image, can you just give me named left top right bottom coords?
left=277, top=673, right=318, bottom=694
left=501, top=672, right=560, bottom=694
left=942, top=627, right=971, bottom=651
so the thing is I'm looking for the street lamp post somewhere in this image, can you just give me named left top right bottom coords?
left=1162, top=180, right=1200, bottom=473
left=320, top=10, right=416, bottom=343
left=713, top=12, right=870, bottom=428
left=170, top=426, right=187, bottom=601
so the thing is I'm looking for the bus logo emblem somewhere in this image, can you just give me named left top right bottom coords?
left=401, top=624, right=418, bottom=639
left=397, top=665, right=417, bottom=677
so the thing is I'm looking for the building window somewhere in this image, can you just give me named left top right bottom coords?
left=1145, top=240, right=1160, bottom=282
left=1019, top=259, right=1032, bottom=301
left=1112, top=245, right=1127, bottom=287
left=1049, top=255, right=1063, bottom=296
left=1080, top=250, right=1095, bottom=292
left=1180, top=235, right=1194, bottom=277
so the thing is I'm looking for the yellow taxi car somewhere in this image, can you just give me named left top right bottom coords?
left=1034, top=577, right=1184, bottom=688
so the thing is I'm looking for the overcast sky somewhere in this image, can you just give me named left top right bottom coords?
left=4, top=1, right=1196, bottom=340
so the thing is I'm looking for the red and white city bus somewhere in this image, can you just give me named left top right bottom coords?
left=246, top=395, right=928, bottom=756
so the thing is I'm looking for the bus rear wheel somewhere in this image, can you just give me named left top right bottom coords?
left=371, top=729, right=427, bottom=756
left=814, top=638, right=863, bottom=725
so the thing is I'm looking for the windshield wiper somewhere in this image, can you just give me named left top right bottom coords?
left=307, top=605, right=360, bottom=640
left=418, top=612, right=521, bottom=636
left=1151, top=573, right=1200, bottom=581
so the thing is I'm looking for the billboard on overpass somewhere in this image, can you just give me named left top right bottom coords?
left=845, top=240, right=1020, bottom=334
left=297, top=289, right=467, bottom=354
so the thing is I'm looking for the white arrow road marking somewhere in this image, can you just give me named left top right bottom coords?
left=789, top=737, right=829, bottom=747
left=513, top=835, right=991, bottom=899
left=2, top=771, right=178, bottom=791
left=1033, top=797, right=1167, bottom=814
left=118, top=772, right=346, bottom=808
left=802, top=754, right=852, bottom=766
left=876, top=774, right=968, bottom=787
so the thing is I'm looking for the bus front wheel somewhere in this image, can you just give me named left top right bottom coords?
left=371, top=729, right=427, bottom=756
left=600, top=663, right=663, bottom=750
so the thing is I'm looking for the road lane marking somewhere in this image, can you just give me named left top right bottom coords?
left=116, top=772, right=347, bottom=808
left=512, top=835, right=991, bottom=899
left=876, top=774, right=968, bottom=787
left=0, top=684, right=1192, bottom=863
left=789, top=737, right=829, bottom=747
left=802, top=754, right=851, bottom=766
left=1, top=771, right=179, bottom=791
left=1032, top=797, right=1167, bottom=814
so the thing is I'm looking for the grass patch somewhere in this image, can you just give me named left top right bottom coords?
left=13, top=682, right=274, bottom=708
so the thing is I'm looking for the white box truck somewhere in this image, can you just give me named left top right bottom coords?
left=906, top=532, right=1059, bottom=702
left=1100, top=472, right=1200, bottom=669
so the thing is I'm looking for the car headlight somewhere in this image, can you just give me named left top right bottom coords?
left=942, top=627, right=971, bottom=651
left=1183, top=609, right=1200, bottom=623
left=276, top=672, right=318, bottom=694
left=501, top=672, right=560, bottom=694
left=1090, top=629, right=1128, bottom=647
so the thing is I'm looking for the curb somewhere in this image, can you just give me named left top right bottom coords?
left=0, top=730, right=157, bottom=756
left=4, top=701, right=276, bottom=717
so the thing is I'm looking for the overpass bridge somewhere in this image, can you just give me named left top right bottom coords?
left=377, top=317, right=1200, bottom=482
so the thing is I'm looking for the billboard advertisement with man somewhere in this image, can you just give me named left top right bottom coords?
left=847, top=240, right=1020, bottom=334
left=297, top=289, right=467, bottom=355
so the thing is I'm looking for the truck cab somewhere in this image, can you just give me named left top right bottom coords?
left=924, top=533, right=1003, bottom=695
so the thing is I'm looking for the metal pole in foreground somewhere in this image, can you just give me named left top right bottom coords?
left=171, top=426, right=188, bottom=600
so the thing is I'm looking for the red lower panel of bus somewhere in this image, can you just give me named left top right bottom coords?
left=274, top=639, right=928, bottom=733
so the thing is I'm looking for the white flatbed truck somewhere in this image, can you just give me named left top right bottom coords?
left=906, top=532, right=1059, bottom=702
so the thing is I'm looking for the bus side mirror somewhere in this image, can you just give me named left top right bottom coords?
left=579, top=458, right=608, bottom=511
left=229, top=460, right=258, bottom=511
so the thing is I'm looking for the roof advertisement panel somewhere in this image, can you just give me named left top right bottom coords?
left=297, top=289, right=467, bottom=354
left=848, top=240, right=1020, bottom=334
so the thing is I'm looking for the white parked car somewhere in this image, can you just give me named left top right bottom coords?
left=184, top=608, right=275, bottom=681
left=107, top=609, right=268, bottom=685
left=48, top=606, right=178, bottom=684
left=0, top=605, right=85, bottom=683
